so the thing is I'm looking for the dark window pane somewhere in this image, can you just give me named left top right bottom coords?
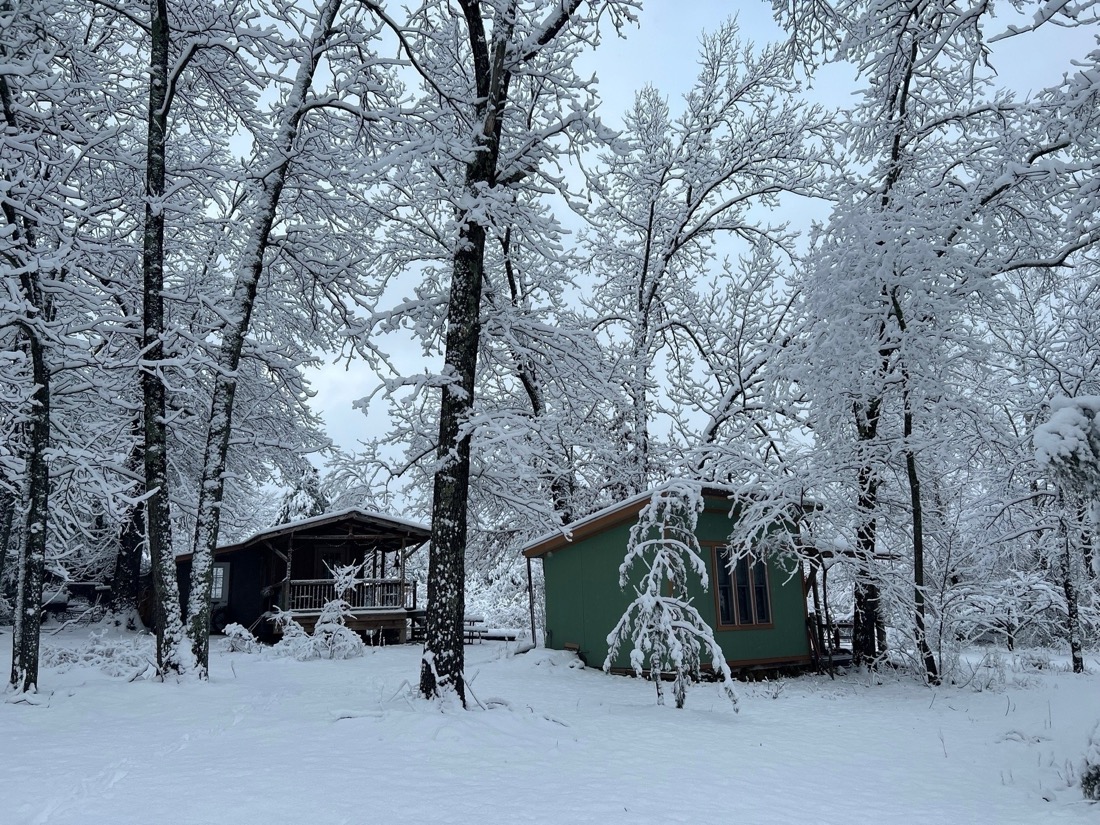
left=753, top=559, right=770, bottom=624
left=212, top=567, right=225, bottom=602
left=735, top=556, right=754, bottom=625
left=715, top=548, right=734, bottom=624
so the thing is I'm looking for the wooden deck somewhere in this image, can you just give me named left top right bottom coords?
left=283, top=578, right=418, bottom=644
left=286, top=578, right=416, bottom=613
left=293, top=608, right=410, bottom=643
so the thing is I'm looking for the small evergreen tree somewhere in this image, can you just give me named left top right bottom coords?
left=269, top=562, right=365, bottom=661
left=1035, top=397, right=1100, bottom=504
left=605, top=481, right=739, bottom=710
left=1034, top=396, right=1100, bottom=673
left=310, top=562, right=366, bottom=660
left=275, top=467, right=330, bottom=526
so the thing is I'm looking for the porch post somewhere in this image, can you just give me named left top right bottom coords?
left=527, top=556, right=537, bottom=645
left=400, top=540, right=407, bottom=607
left=282, top=535, right=294, bottom=611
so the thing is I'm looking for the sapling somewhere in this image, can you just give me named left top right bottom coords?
left=605, top=481, right=739, bottom=710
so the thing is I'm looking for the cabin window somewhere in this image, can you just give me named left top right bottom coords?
left=211, top=563, right=230, bottom=603
left=714, top=547, right=771, bottom=627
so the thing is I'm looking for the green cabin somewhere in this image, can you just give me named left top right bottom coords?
left=522, top=487, right=812, bottom=672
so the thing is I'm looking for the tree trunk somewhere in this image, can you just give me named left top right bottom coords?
left=109, top=500, right=145, bottom=628
left=9, top=331, right=48, bottom=693
left=419, top=213, right=485, bottom=704
left=903, top=410, right=940, bottom=684
left=0, top=53, right=49, bottom=692
left=142, top=0, right=189, bottom=675
left=626, top=329, right=651, bottom=496
left=0, top=487, right=13, bottom=600
left=1060, top=503, right=1085, bottom=674
left=891, top=302, right=940, bottom=685
left=186, top=0, right=343, bottom=677
left=419, top=0, right=515, bottom=703
left=851, top=408, right=881, bottom=667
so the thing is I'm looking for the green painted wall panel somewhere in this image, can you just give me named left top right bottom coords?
left=539, top=497, right=810, bottom=669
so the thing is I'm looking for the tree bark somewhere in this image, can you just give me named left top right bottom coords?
left=0, top=55, right=50, bottom=692
left=186, top=0, right=343, bottom=678
left=1060, top=501, right=1085, bottom=674
left=9, top=331, right=48, bottom=693
left=903, top=403, right=940, bottom=684
left=419, top=198, right=488, bottom=704
left=142, top=0, right=189, bottom=674
left=419, top=0, right=515, bottom=703
left=0, top=487, right=13, bottom=602
left=851, top=404, right=882, bottom=667
left=109, top=498, right=146, bottom=628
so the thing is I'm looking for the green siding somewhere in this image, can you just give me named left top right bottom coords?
left=539, top=497, right=810, bottom=669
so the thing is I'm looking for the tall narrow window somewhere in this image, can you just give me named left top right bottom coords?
left=714, top=547, right=772, bottom=627
left=211, top=563, right=230, bottom=603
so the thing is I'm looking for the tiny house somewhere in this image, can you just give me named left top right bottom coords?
left=176, top=508, right=430, bottom=643
left=521, top=487, right=812, bottom=672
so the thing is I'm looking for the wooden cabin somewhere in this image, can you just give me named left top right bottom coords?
left=521, top=487, right=813, bottom=674
left=176, top=508, right=430, bottom=643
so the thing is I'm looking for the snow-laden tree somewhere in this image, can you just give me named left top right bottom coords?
left=1083, top=723, right=1100, bottom=801
left=309, top=561, right=367, bottom=659
left=348, top=0, right=642, bottom=705
left=0, top=0, right=131, bottom=693
left=183, top=0, right=404, bottom=676
left=605, top=481, right=739, bottom=710
left=582, top=21, right=831, bottom=495
left=962, top=261, right=1100, bottom=663
left=772, top=0, right=1100, bottom=679
left=0, top=0, right=363, bottom=682
left=1036, top=397, right=1100, bottom=503
left=1034, top=395, right=1100, bottom=672
left=275, top=466, right=330, bottom=525
left=136, top=0, right=269, bottom=675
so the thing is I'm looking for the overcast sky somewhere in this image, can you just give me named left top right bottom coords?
left=304, top=3, right=1098, bottom=464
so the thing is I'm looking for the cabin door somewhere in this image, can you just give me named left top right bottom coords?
left=315, top=549, right=344, bottom=578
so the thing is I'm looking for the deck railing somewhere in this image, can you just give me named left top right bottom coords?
left=287, top=578, right=416, bottom=612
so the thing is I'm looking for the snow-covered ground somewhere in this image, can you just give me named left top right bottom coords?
left=2, top=626, right=1097, bottom=824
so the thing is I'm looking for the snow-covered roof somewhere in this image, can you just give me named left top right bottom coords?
left=519, top=482, right=738, bottom=560
left=176, top=508, right=431, bottom=560
left=242, top=506, right=430, bottom=540
left=519, top=480, right=821, bottom=560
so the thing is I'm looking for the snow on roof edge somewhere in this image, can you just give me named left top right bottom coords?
left=201, top=507, right=430, bottom=556
left=517, top=480, right=740, bottom=556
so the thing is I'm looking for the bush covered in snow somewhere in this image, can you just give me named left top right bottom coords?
left=224, top=623, right=261, bottom=653
left=40, top=630, right=153, bottom=677
left=310, top=619, right=366, bottom=659
left=268, top=563, right=367, bottom=661
left=1035, top=396, right=1100, bottom=499
left=269, top=606, right=366, bottom=661
left=270, top=609, right=318, bottom=661
left=1083, top=765, right=1100, bottom=802
left=1082, top=723, right=1100, bottom=802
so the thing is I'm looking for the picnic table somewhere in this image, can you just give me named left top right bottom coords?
left=463, top=615, right=486, bottom=644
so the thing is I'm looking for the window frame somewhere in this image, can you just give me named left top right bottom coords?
left=210, top=562, right=231, bottom=605
left=710, top=544, right=774, bottom=631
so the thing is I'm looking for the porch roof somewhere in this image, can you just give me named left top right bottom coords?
left=175, top=508, right=431, bottom=561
